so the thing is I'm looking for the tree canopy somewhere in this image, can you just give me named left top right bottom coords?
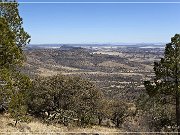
left=141, top=34, right=180, bottom=132
left=0, top=0, right=30, bottom=47
left=0, top=1, right=31, bottom=125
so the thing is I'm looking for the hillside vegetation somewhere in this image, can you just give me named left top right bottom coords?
left=0, top=114, right=122, bottom=134
left=23, top=46, right=163, bottom=102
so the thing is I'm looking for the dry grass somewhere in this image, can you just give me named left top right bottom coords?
left=37, top=67, right=59, bottom=76
left=0, top=114, right=122, bottom=135
left=92, top=51, right=123, bottom=56
left=37, top=66, right=144, bottom=78
left=98, top=61, right=134, bottom=69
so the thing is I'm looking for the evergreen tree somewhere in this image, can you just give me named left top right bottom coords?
left=0, top=17, right=23, bottom=69
left=0, top=0, right=30, bottom=47
left=0, top=0, right=31, bottom=126
left=143, top=34, right=180, bottom=132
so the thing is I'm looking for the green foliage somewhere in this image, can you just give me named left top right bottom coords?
left=139, top=34, right=180, bottom=131
left=108, top=100, right=128, bottom=127
left=137, top=94, right=175, bottom=131
left=95, top=99, right=109, bottom=125
left=8, top=92, right=29, bottom=126
left=0, top=0, right=31, bottom=126
left=0, top=68, right=32, bottom=126
left=0, top=17, right=23, bottom=69
left=28, top=74, right=130, bottom=127
left=27, top=76, right=57, bottom=116
left=47, top=109, right=78, bottom=126
left=0, top=0, right=31, bottom=47
left=28, top=75, right=106, bottom=126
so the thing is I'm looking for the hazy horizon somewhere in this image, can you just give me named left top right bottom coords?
left=28, top=42, right=167, bottom=45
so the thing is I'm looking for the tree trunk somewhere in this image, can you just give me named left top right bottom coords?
left=98, top=117, right=102, bottom=125
left=116, top=118, right=120, bottom=128
left=15, top=120, right=18, bottom=127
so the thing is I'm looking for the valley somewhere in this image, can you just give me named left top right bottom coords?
left=24, top=44, right=164, bottom=102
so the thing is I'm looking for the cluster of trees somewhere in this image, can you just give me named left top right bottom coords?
left=27, top=75, right=129, bottom=127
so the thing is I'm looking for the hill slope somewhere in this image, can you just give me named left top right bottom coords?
left=0, top=114, right=122, bottom=134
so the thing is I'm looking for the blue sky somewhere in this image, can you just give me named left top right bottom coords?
left=18, top=0, right=180, bottom=44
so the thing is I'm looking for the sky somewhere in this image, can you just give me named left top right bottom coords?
left=18, top=0, right=180, bottom=44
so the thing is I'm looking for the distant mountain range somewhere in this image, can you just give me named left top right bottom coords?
left=27, top=43, right=166, bottom=49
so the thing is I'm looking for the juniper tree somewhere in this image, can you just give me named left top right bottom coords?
left=0, top=0, right=30, bottom=47
left=144, top=34, right=180, bottom=132
left=0, top=0, right=31, bottom=125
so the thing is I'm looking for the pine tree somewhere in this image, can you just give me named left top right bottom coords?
left=144, top=34, right=180, bottom=132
